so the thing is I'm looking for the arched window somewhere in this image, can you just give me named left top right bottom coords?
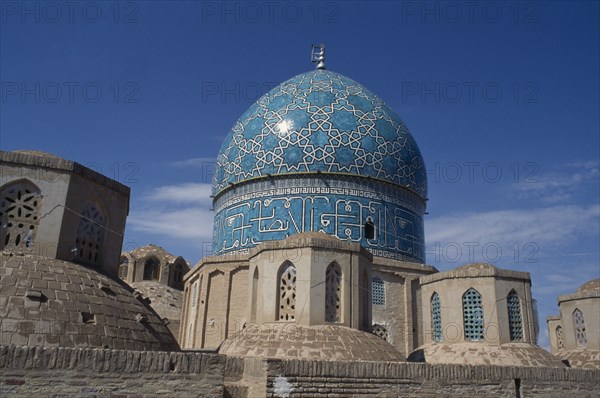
left=277, top=262, right=296, bottom=321
left=573, top=309, right=587, bottom=346
left=143, top=257, right=161, bottom=281
left=364, top=219, right=375, bottom=240
left=118, top=256, right=129, bottom=279
left=191, top=280, right=199, bottom=308
left=173, top=263, right=184, bottom=288
left=431, top=292, right=442, bottom=342
left=325, top=262, right=342, bottom=322
left=507, top=290, right=523, bottom=341
left=556, top=326, right=564, bottom=349
left=372, top=324, right=388, bottom=341
left=463, top=288, right=484, bottom=341
left=372, top=277, right=385, bottom=306
left=0, top=180, right=42, bottom=251
left=74, top=202, right=105, bottom=265
left=251, top=267, right=259, bottom=322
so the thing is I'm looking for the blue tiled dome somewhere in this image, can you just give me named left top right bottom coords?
left=212, top=70, right=427, bottom=199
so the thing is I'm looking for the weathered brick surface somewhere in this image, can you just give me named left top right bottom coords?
left=0, top=345, right=224, bottom=397
left=260, top=358, right=600, bottom=397
left=0, top=254, right=179, bottom=351
left=2, top=346, right=600, bottom=397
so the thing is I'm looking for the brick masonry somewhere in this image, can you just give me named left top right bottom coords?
left=262, top=358, right=600, bottom=397
left=2, top=345, right=599, bottom=397
left=0, top=345, right=224, bottom=397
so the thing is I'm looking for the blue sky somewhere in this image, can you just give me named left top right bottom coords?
left=1, top=1, right=598, bottom=348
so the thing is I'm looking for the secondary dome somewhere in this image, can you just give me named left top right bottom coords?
left=212, top=70, right=427, bottom=199
left=0, top=253, right=179, bottom=351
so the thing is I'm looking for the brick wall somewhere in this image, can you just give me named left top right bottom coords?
left=2, top=345, right=600, bottom=397
left=262, top=359, right=600, bottom=397
left=0, top=345, right=224, bottom=397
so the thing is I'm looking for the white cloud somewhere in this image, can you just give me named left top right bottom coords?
left=128, top=207, right=213, bottom=240
left=170, top=157, right=216, bottom=168
left=425, top=204, right=600, bottom=266
left=512, top=161, right=599, bottom=203
left=427, top=204, right=599, bottom=247
left=128, top=182, right=214, bottom=243
left=144, top=182, right=212, bottom=204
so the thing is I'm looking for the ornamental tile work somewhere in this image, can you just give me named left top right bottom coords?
left=212, top=70, right=427, bottom=198
left=212, top=175, right=425, bottom=261
left=211, top=70, right=428, bottom=261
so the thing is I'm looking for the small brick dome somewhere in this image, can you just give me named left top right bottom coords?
left=218, top=323, right=404, bottom=362
left=408, top=342, right=566, bottom=368
left=0, top=253, right=178, bottom=351
left=576, top=278, right=600, bottom=293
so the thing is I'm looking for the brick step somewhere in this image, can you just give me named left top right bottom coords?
left=224, top=382, right=249, bottom=398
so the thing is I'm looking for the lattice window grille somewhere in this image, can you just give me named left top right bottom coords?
left=278, top=263, right=296, bottom=321
left=507, top=290, right=523, bottom=341
left=463, top=288, right=484, bottom=341
left=556, top=326, right=564, bottom=349
left=0, top=182, right=42, bottom=251
left=431, top=292, right=442, bottom=342
left=372, top=277, right=385, bottom=306
left=372, top=324, right=388, bottom=341
left=75, top=203, right=105, bottom=265
left=325, top=263, right=342, bottom=322
left=191, top=281, right=199, bottom=309
left=573, top=309, right=587, bottom=347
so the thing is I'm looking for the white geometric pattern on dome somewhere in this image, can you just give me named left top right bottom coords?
left=212, top=70, right=427, bottom=198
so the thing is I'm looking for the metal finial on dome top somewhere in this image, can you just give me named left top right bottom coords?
left=311, top=44, right=326, bottom=70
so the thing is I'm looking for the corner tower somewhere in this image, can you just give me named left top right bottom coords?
left=211, top=68, right=428, bottom=263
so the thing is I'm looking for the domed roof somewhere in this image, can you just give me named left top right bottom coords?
left=0, top=253, right=178, bottom=351
left=130, top=281, right=184, bottom=339
left=219, top=323, right=404, bottom=362
left=408, top=342, right=566, bottom=368
left=577, top=278, right=600, bottom=293
left=455, top=262, right=498, bottom=272
left=212, top=70, right=427, bottom=199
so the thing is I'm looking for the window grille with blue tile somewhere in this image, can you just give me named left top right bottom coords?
left=372, top=277, right=385, bottom=306
left=507, top=290, right=523, bottom=341
left=463, top=288, right=484, bottom=341
left=431, top=292, right=442, bottom=342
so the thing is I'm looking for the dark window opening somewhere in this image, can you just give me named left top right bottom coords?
left=144, top=257, right=161, bottom=281
left=364, top=220, right=375, bottom=240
